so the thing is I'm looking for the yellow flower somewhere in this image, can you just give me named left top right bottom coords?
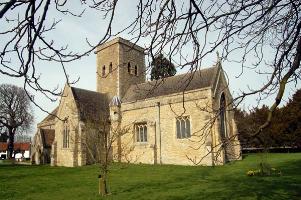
left=247, top=170, right=255, bottom=176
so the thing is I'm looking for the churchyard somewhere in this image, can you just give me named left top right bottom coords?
left=0, top=153, right=300, bottom=200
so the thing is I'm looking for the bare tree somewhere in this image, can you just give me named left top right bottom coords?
left=130, top=0, right=301, bottom=137
left=75, top=115, right=133, bottom=196
left=0, top=84, right=33, bottom=159
left=1, top=0, right=300, bottom=143
left=0, top=125, right=8, bottom=142
left=0, top=0, right=117, bottom=114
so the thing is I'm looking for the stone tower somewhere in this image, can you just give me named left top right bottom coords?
left=96, top=37, right=146, bottom=100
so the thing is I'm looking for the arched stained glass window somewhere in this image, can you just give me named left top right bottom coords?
left=220, top=93, right=227, bottom=139
left=63, top=121, right=69, bottom=148
left=176, top=116, right=191, bottom=139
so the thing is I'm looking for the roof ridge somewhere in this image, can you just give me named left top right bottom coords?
left=70, top=87, right=100, bottom=95
left=133, top=65, right=218, bottom=88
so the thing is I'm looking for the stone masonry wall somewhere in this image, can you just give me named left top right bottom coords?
left=53, top=86, right=84, bottom=167
left=118, top=42, right=145, bottom=99
left=96, top=37, right=145, bottom=101
left=211, top=69, right=241, bottom=164
left=118, top=88, right=215, bottom=166
left=96, top=41, right=119, bottom=100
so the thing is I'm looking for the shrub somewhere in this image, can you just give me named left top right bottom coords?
left=246, top=164, right=282, bottom=177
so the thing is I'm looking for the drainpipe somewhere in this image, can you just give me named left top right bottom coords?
left=153, top=122, right=157, bottom=165
left=157, top=102, right=162, bottom=164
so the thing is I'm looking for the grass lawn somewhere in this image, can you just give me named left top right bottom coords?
left=0, top=153, right=300, bottom=200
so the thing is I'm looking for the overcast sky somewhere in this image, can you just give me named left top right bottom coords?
left=0, top=1, right=300, bottom=136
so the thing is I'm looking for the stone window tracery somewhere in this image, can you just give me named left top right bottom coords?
left=63, top=121, right=69, bottom=148
left=135, top=123, right=147, bottom=143
left=176, top=116, right=191, bottom=139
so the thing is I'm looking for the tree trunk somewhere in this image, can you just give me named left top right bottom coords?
left=99, top=170, right=109, bottom=196
left=7, top=128, right=14, bottom=159
left=103, top=171, right=109, bottom=195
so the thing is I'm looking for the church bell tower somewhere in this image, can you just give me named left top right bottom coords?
left=96, top=37, right=146, bottom=101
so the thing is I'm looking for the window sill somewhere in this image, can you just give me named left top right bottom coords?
left=135, top=142, right=148, bottom=146
left=176, top=137, right=191, bottom=140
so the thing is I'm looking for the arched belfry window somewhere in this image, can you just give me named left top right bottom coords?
left=102, top=65, right=106, bottom=76
left=219, top=93, right=227, bottom=139
left=109, top=62, right=113, bottom=73
left=128, top=62, right=131, bottom=73
left=134, top=65, right=138, bottom=76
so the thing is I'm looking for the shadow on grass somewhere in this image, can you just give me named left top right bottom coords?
left=189, top=158, right=301, bottom=200
left=107, top=155, right=301, bottom=200
left=242, top=154, right=249, bottom=159
left=1, top=154, right=300, bottom=200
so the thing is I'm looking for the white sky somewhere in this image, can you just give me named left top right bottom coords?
left=0, top=1, right=300, bottom=136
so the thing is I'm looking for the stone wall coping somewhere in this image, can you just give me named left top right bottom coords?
left=95, top=37, right=145, bottom=53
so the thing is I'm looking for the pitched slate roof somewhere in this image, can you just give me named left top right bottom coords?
left=71, top=87, right=109, bottom=121
left=122, top=66, right=220, bottom=102
left=40, top=129, right=55, bottom=148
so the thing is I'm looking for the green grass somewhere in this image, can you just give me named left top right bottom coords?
left=0, top=153, right=301, bottom=200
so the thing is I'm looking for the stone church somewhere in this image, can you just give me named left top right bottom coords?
left=32, top=37, right=241, bottom=167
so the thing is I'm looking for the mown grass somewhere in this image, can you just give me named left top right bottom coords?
left=0, top=153, right=300, bottom=200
